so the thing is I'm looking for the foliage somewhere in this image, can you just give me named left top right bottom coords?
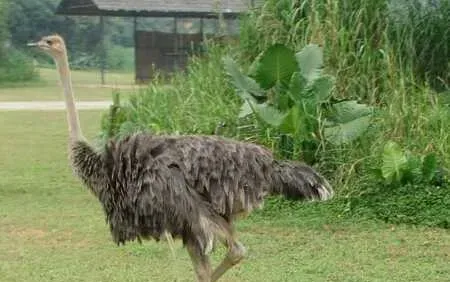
left=239, top=0, right=449, bottom=100
left=388, top=0, right=450, bottom=91
left=238, top=0, right=391, bottom=103
left=380, top=141, right=409, bottom=184
left=0, top=0, right=8, bottom=59
left=2, top=110, right=450, bottom=281
left=98, top=0, right=450, bottom=230
left=100, top=90, right=129, bottom=140
left=105, top=46, right=135, bottom=71
left=0, top=0, right=39, bottom=84
left=100, top=44, right=240, bottom=141
left=225, top=43, right=373, bottom=163
left=6, top=0, right=135, bottom=71
left=348, top=182, right=450, bottom=229
left=379, top=140, right=444, bottom=186
left=0, top=49, right=38, bottom=83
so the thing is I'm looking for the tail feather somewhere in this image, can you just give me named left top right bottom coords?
left=271, top=160, right=334, bottom=201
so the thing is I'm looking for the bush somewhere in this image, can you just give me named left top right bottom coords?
left=69, top=45, right=134, bottom=71
left=106, top=45, right=134, bottom=71
left=225, top=43, right=374, bottom=164
left=99, top=43, right=240, bottom=141
left=0, top=48, right=38, bottom=83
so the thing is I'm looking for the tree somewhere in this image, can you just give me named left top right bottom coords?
left=0, top=0, right=9, bottom=59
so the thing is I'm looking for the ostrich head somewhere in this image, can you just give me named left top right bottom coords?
left=28, top=34, right=67, bottom=60
left=28, top=34, right=83, bottom=142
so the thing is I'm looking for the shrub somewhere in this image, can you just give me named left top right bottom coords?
left=225, top=43, right=373, bottom=164
left=0, top=48, right=38, bottom=83
left=99, top=43, right=240, bottom=141
left=106, top=45, right=134, bottom=71
left=69, top=45, right=134, bottom=71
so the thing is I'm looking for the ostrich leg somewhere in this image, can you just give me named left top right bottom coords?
left=187, top=241, right=212, bottom=282
left=211, top=235, right=247, bottom=281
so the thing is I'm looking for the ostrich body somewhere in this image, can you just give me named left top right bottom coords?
left=29, top=35, right=333, bottom=282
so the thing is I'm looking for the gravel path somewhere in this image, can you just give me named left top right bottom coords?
left=0, top=101, right=112, bottom=111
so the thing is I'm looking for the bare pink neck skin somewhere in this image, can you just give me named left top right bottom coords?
left=54, top=51, right=84, bottom=144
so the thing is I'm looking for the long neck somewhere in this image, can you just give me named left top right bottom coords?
left=55, top=51, right=84, bottom=144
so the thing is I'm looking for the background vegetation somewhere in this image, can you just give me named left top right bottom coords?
left=0, top=0, right=37, bottom=83
left=0, top=1, right=449, bottom=280
left=1, top=0, right=449, bottom=228
left=102, top=0, right=450, bottom=229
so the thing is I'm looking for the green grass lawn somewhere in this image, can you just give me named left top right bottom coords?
left=0, top=68, right=139, bottom=101
left=0, top=111, right=449, bottom=282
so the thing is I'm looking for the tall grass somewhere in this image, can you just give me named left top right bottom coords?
left=388, top=0, right=450, bottom=91
left=100, top=43, right=240, bottom=141
left=238, top=0, right=449, bottom=177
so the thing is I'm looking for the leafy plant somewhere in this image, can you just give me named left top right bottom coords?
left=381, top=141, right=409, bottom=184
left=379, top=140, right=444, bottom=186
left=100, top=90, right=129, bottom=140
left=224, top=43, right=374, bottom=163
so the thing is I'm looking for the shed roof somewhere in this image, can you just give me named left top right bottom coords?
left=56, top=0, right=258, bottom=18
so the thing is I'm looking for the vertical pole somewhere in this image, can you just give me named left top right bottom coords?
left=174, top=17, right=178, bottom=69
left=200, top=17, right=204, bottom=39
left=133, top=16, right=138, bottom=82
left=200, top=17, right=205, bottom=54
left=99, top=15, right=105, bottom=85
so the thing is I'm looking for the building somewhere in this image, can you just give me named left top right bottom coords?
left=55, top=0, right=259, bottom=83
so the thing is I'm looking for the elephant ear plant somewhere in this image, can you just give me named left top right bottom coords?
left=224, top=43, right=374, bottom=164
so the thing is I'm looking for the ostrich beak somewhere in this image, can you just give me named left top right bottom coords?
left=27, top=40, right=51, bottom=51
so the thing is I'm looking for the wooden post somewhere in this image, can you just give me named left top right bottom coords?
left=200, top=17, right=204, bottom=40
left=133, top=16, right=138, bottom=83
left=174, top=17, right=178, bottom=68
left=99, top=15, right=105, bottom=85
left=200, top=17, right=205, bottom=55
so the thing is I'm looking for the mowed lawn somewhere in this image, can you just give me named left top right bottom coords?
left=0, top=111, right=449, bottom=282
left=0, top=68, right=139, bottom=101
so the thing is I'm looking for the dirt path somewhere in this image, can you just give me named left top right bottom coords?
left=0, top=101, right=112, bottom=111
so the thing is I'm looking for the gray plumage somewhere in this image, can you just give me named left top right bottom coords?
left=71, top=133, right=333, bottom=254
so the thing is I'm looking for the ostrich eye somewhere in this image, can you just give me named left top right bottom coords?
left=46, top=40, right=53, bottom=46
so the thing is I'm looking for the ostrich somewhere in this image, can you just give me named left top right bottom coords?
left=28, top=35, right=334, bottom=282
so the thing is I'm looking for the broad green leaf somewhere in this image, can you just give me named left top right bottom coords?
left=238, top=101, right=253, bottom=118
left=422, top=153, right=438, bottom=182
left=279, top=104, right=301, bottom=135
left=381, top=141, right=408, bottom=184
left=223, top=56, right=265, bottom=99
left=272, top=82, right=292, bottom=111
left=288, top=72, right=309, bottom=103
left=296, top=44, right=323, bottom=83
left=310, top=75, right=334, bottom=103
left=324, top=115, right=372, bottom=145
left=329, top=100, right=374, bottom=124
left=249, top=44, right=298, bottom=90
left=278, top=105, right=313, bottom=142
left=250, top=101, right=287, bottom=127
left=403, top=154, right=423, bottom=183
